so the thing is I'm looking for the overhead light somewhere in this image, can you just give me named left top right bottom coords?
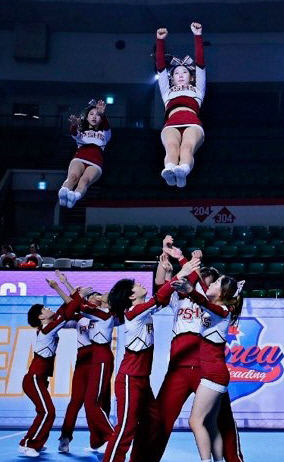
left=38, top=174, right=47, bottom=190
left=106, top=96, right=114, bottom=105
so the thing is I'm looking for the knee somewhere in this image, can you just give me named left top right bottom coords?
left=69, top=172, right=80, bottom=183
left=181, top=141, right=195, bottom=153
left=189, top=415, right=200, bottom=432
left=165, top=141, right=179, bottom=152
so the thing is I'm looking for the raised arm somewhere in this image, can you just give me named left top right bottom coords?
left=46, top=278, right=72, bottom=304
left=190, top=22, right=206, bottom=99
left=68, top=114, right=80, bottom=136
left=156, top=28, right=168, bottom=72
left=55, top=270, right=76, bottom=295
left=41, top=291, right=82, bottom=334
left=125, top=297, right=157, bottom=321
left=191, top=22, right=204, bottom=68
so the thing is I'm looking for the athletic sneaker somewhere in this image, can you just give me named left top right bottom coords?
left=58, top=437, right=70, bottom=453
left=161, top=168, right=176, bottom=186
left=173, top=166, right=187, bottom=188
left=58, top=187, right=69, bottom=206
left=18, top=445, right=39, bottom=457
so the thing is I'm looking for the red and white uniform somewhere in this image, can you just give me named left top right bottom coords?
left=20, top=292, right=82, bottom=451
left=190, top=289, right=232, bottom=388
left=156, top=35, right=205, bottom=132
left=103, top=294, right=168, bottom=462
left=80, top=302, right=115, bottom=449
left=60, top=315, right=93, bottom=442
left=71, top=115, right=111, bottom=168
left=147, top=273, right=243, bottom=462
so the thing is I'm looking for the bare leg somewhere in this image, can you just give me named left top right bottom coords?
left=63, top=159, right=85, bottom=190
left=160, top=127, right=181, bottom=186
left=58, top=160, right=85, bottom=206
left=189, top=384, right=223, bottom=461
left=75, top=165, right=102, bottom=197
left=174, top=126, right=204, bottom=187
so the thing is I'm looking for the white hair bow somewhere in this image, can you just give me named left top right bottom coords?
left=234, top=280, right=245, bottom=297
left=88, top=99, right=97, bottom=107
left=170, top=55, right=194, bottom=69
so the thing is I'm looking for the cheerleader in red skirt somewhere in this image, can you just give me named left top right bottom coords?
left=156, top=22, right=205, bottom=187
left=172, top=266, right=244, bottom=462
left=58, top=99, right=111, bottom=208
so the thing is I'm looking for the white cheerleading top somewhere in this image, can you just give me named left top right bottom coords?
left=124, top=297, right=159, bottom=351
left=65, top=316, right=92, bottom=349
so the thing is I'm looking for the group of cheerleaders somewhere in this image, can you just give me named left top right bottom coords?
left=58, top=21, right=206, bottom=207
left=20, top=20, right=245, bottom=462
left=19, top=234, right=245, bottom=462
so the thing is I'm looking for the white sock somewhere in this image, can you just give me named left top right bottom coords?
left=179, top=163, right=191, bottom=176
left=202, top=459, right=212, bottom=462
left=74, top=191, right=82, bottom=201
left=164, top=162, right=176, bottom=171
left=58, top=187, right=69, bottom=206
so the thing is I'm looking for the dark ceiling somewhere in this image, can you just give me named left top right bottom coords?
left=2, top=1, right=284, bottom=33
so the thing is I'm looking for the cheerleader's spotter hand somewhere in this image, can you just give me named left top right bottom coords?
left=96, top=100, right=106, bottom=115
left=157, top=28, right=168, bottom=39
left=171, top=278, right=193, bottom=294
left=191, top=22, right=202, bottom=35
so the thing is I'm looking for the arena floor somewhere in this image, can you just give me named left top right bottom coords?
left=2, top=429, right=283, bottom=461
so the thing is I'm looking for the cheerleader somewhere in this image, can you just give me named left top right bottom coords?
left=18, top=280, right=87, bottom=457
left=152, top=243, right=244, bottom=462
left=172, top=269, right=244, bottom=462
left=156, top=22, right=205, bottom=187
left=52, top=271, right=113, bottom=453
left=81, top=292, right=116, bottom=452
left=102, top=278, right=174, bottom=462
left=58, top=99, right=111, bottom=208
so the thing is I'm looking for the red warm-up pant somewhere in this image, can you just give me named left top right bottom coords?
left=84, top=361, right=114, bottom=449
left=60, top=358, right=91, bottom=441
left=103, top=372, right=160, bottom=462
left=19, top=373, right=55, bottom=451
left=140, top=364, right=244, bottom=462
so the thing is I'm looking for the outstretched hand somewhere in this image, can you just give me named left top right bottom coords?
left=46, top=278, right=59, bottom=289
left=191, top=249, right=203, bottom=259
left=157, top=28, right=168, bottom=39
left=96, top=100, right=106, bottom=115
left=163, top=245, right=183, bottom=260
left=68, top=114, right=80, bottom=125
left=159, top=253, right=173, bottom=272
left=178, top=259, right=200, bottom=279
left=55, top=269, right=67, bottom=283
left=171, top=277, right=193, bottom=294
left=190, top=22, right=202, bottom=35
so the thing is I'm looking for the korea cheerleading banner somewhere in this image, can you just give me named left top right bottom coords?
left=0, top=271, right=283, bottom=429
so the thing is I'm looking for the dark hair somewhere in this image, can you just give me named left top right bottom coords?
left=200, top=266, right=220, bottom=283
left=107, top=278, right=135, bottom=323
left=86, top=291, right=102, bottom=300
left=220, top=276, right=243, bottom=325
left=29, top=243, right=39, bottom=252
left=28, top=304, right=44, bottom=327
left=79, top=105, right=101, bottom=132
left=2, top=243, right=13, bottom=253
